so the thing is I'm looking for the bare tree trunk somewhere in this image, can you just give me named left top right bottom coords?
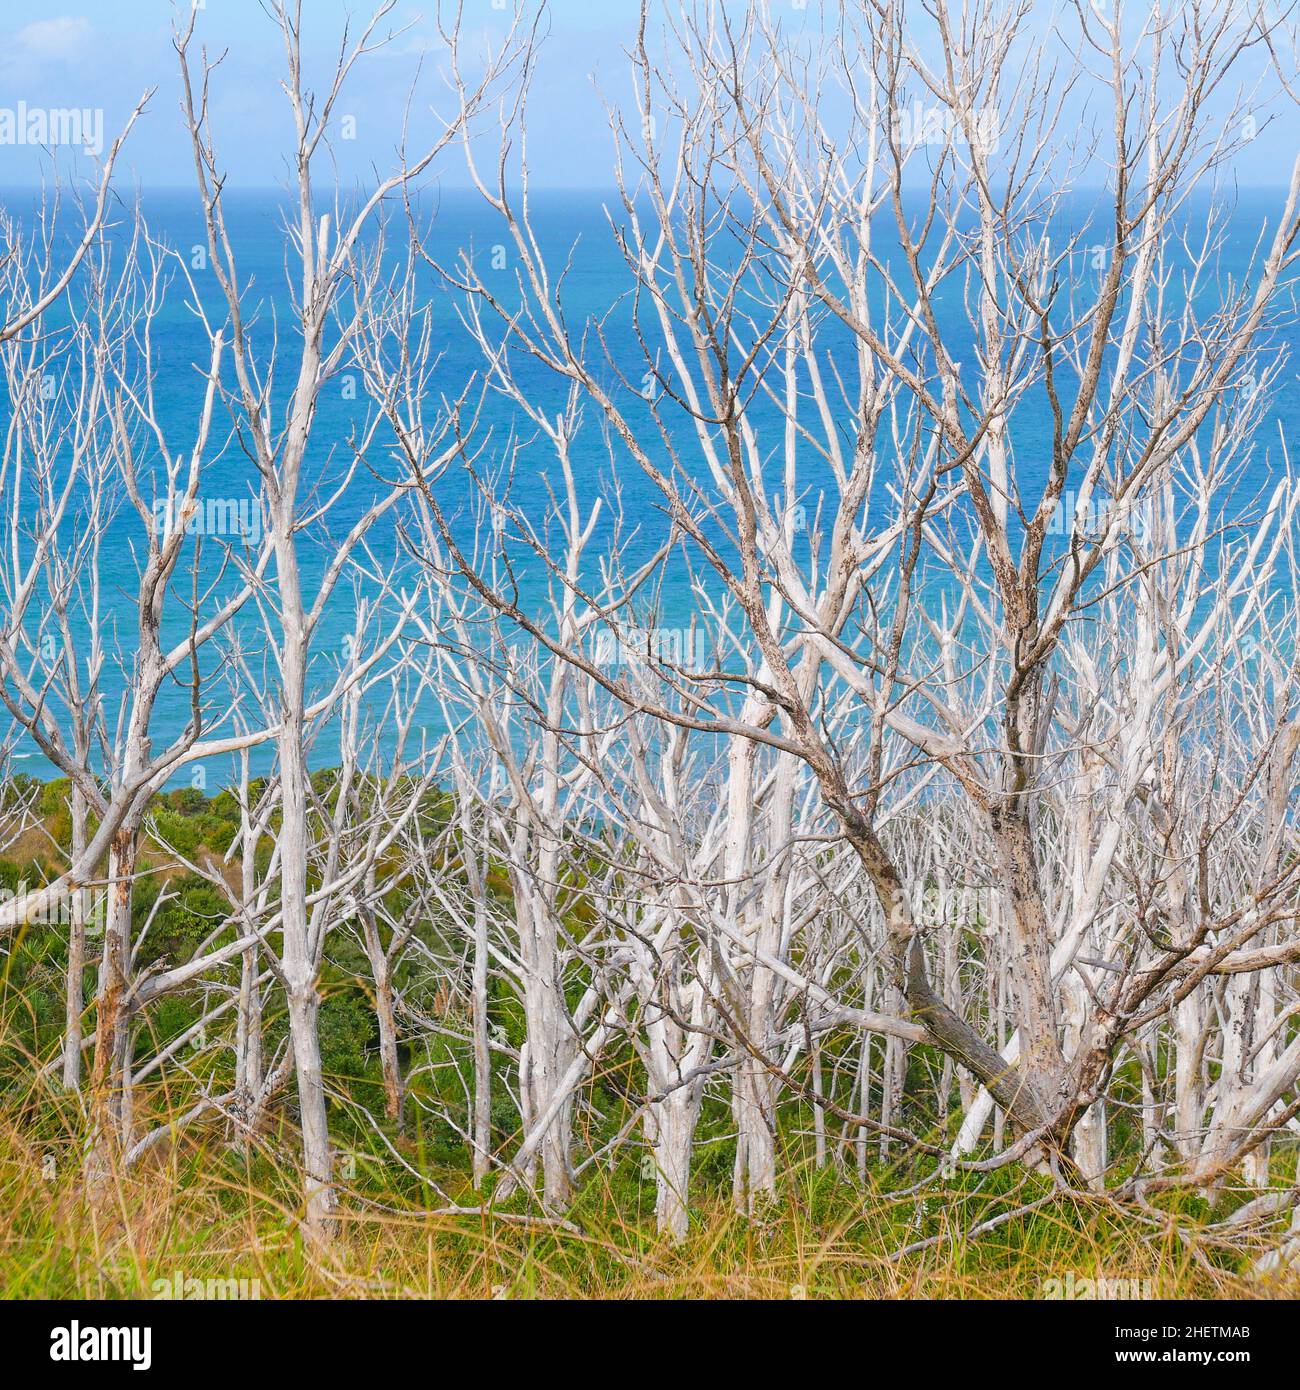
left=1062, top=973, right=1107, bottom=1190
left=728, top=732, right=785, bottom=1213
left=1138, top=1036, right=1162, bottom=1170
left=374, top=960, right=404, bottom=1132
left=855, top=1027, right=872, bottom=1180
left=61, top=784, right=90, bottom=1090
left=84, top=820, right=141, bottom=1193
left=358, top=894, right=405, bottom=1133
left=468, top=831, right=492, bottom=1189
left=1173, top=993, right=1204, bottom=1157
left=811, top=1040, right=827, bottom=1170
left=235, top=944, right=263, bottom=1120
left=285, top=981, right=333, bottom=1236
left=987, top=805, right=1065, bottom=1112
left=880, top=986, right=907, bottom=1162
left=89, top=825, right=139, bottom=1145
left=523, top=981, right=575, bottom=1209
left=1243, top=971, right=1276, bottom=1188
left=732, top=1056, right=776, bottom=1215
left=645, top=1084, right=703, bottom=1244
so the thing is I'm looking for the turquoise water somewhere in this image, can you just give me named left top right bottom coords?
left=1, top=187, right=1296, bottom=786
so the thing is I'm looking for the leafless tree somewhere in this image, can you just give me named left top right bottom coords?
left=422, top=0, right=1300, bottom=1210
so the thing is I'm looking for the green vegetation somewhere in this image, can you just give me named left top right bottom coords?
left=0, top=780, right=1293, bottom=1300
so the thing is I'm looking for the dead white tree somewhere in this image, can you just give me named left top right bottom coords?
left=429, top=0, right=1300, bottom=1204
left=0, top=210, right=282, bottom=1162
left=174, top=0, right=527, bottom=1238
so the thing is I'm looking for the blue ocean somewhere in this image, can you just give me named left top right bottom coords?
left=2, top=186, right=1297, bottom=787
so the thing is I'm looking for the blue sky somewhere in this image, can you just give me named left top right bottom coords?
left=0, top=2, right=1294, bottom=191
left=0, top=1, right=634, bottom=188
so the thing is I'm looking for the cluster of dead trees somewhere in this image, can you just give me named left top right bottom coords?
left=3, top=0, right=1300, bottom=1254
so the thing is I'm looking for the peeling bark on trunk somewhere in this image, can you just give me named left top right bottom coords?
left=374, top=962, right=404, bottom=1132
left=879, top=984, right=907, bottom=1161
left=987, top=805, right=1065, bottom=1114
left=234, top=943, right=263, bottom=1132
left=360, top=903, right=405, bottom=1133
left=89, top=828, right=138, bottom=1149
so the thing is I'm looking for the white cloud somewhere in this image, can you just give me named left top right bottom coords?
left=14, top=16, right=92, bottom=61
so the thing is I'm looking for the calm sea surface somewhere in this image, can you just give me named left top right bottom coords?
left=1, top=187, right=1296, bottom=785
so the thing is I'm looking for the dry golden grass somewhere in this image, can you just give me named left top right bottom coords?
left=3, top=1097, right=1296, bottom=1301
